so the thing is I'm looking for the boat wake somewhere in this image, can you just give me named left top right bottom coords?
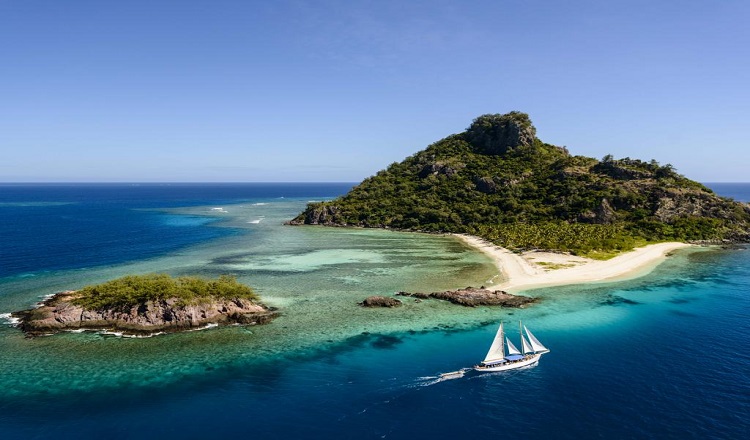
left=413, top=368, right=473, bottom=386
left=344, top=365, right=531, bottom=423
left=344, top=323, right=549, bottom=419
left=413, top=360, right=542, bottom=388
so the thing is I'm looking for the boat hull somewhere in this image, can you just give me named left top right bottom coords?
left=474, top=353, right=544, bottom=372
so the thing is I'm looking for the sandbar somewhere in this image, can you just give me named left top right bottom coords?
left=455, top=234, right=693, bottom=293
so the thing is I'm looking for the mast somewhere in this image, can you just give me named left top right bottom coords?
left=520, top=320, right=525, bottom=355
left=500, top=323, right=505, bottom=358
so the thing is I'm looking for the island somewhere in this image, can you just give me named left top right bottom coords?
left=289, top=111, right=750, bottom=290
left=11, top=274, right=278, bottom=337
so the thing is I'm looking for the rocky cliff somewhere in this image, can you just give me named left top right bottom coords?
left=12, top=290, right=279, bottom=336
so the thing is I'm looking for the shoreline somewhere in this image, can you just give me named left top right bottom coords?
left=454, top=234, right=694, bottom=293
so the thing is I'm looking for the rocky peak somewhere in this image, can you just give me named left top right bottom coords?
left=465, top=111, right=536, bottom=155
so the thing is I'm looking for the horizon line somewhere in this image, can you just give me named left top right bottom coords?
left=0, top=181, right=748, bottom=185
left=0, top=181, right=360, bottom=185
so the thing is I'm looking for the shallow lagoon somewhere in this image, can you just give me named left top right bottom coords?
left=0, top=198, right=501, bottom=397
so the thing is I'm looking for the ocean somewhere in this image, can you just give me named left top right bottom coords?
left=0, top=183, right=748, bottom=439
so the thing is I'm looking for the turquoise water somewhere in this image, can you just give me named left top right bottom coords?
left=0, top=184, right=748, bottom=438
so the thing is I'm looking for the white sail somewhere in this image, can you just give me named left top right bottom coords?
left=505, top=337, right=521, bottom=355
left=521, top=335, right=533, bottom=354
left=475, top=321, right=550, bottom=373
left=524, top=326, right=549, bottom=353
left=483, top=323, right=505, bottom=363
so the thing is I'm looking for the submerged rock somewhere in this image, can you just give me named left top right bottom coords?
left=359, top=296, right=402, bottom=308
left=11, top=291, right=279, bottom=337
left=397, top=287, right=536, bottom=308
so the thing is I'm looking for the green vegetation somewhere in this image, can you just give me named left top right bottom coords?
left=535, top=262, right=577, bottom=270
left=291, top=112, right=750, bottom=255
left=72, top=274, right=258, bottom=310
left=469, top=222, right=643, bottom=256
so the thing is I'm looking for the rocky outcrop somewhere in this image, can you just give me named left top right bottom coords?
left=465, top=112, right=537, bottom=155
left=592, top=162, right=652, bottom=180
left=287, top=204, right=340, bottom=225
left=595, top=198, right=617, bottom=224
left=396, top=287, right=536, bottom=308
left=474, top=176, right=498, bottom=194
left=359, top=296, right=402, bottom=308
left=11, top=291, right=279, bottom=337
left=580, top=198, right=617, bottom=224
left=651, top=188, right=732, bottom=222
left=419, top=163, right=458, bottom=178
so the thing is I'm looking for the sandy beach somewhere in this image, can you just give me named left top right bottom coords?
left=455, top=234, right=693, bottom=293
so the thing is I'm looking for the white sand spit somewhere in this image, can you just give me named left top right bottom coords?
left=455, top=234, right=693, bottom=293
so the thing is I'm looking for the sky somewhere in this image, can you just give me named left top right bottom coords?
left=1, top=0, right=748, bottom=182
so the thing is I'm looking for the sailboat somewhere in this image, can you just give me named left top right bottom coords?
left=474, top=321, right=550, bottom=372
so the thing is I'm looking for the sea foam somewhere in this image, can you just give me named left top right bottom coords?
left=0, top=313, right=21, bottom=326
left=187, top=323, right=219, bottom=332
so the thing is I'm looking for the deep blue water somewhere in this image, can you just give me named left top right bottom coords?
left=705, top=182, right=750, bottom=203
left=1, top=183, right=749, bottom=439
left=0, top=183, right=353, bottom=278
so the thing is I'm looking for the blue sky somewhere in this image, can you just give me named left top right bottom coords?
left=1, top=0, right=748, bottom=182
